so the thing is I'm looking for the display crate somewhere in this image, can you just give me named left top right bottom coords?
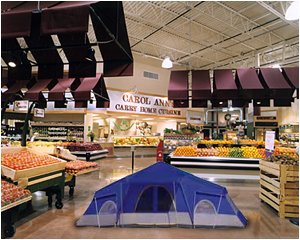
left=1, top=147, right=66, bottom=182
left=259, top=160, right=299, bottom=218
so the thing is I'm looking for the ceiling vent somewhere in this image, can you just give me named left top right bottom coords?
left=143, top=71, right=159, bottom=80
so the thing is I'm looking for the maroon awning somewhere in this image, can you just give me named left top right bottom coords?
left=2, top=1, right=133, bottom=78
left=192, top=70, right=211, bottom=100
left=232, top=99, right=250, bottom=108
left=191, top=70, right=210, bottom=108
left=282, top=67, right=299, bottom=99
left=94, top=75, right=110, bottom=108
left=282, top=67, right=299, bottom=89
left=91, top=1, right=133, bottom=77
left=235, top=68, right=265, bottom=100
left=24, top=79, right=53, bottom=101
left=48, top=78, right=75, bottom=101
left=1, top=2, right=34, bottom=39
left=40, top=1, right=94, bottom=35
left=1, top=80, right=29, bottom=102
left=168, top=71, right=189, bottom=100
left=213, top=69, right=238, bottom=100
left=168, top=70, right=189, bottom=108
left=259, top=68, right=294, bottom=100
left=1, top=2, right=61, bottom=39
left=72, top=74, right=101, bottom=101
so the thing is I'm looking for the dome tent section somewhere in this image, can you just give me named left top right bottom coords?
left=76, top=162, right=247, bottom=228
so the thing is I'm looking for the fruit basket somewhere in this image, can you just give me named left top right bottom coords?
left=1, top=147, right=67, bottom=181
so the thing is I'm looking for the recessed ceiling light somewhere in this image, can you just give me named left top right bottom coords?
left=219, top=101, right=223, bottom=104
left=8, top=61, right=16, bottom=67
left=257, top=101, right=261, bottom=105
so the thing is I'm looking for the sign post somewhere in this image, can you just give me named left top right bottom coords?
left=131, top=146, right=135, bottom=173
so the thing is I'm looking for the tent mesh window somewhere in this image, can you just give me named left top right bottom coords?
left=99, top=200, right=117, bottom=215
left=157, top=186, right=174, bottom=212
left=194, top=200, right=216, bottom=214
left=136, top=186, right=174, bottom=213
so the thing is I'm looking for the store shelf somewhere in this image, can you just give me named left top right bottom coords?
left=166, top=154, right=261, bottom=170
left=1, top=196, right=32, bottom=212
left=35, top=136, right=68, bottom=141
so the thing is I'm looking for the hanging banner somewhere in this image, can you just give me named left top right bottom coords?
left=107, top=90, right=183, bottom=117
left=33, top=108, right=45, bottom=118
left=13, top=100, right=29, bottom=112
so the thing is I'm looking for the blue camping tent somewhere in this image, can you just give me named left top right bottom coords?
left=77, top=162, right=247, bottom=228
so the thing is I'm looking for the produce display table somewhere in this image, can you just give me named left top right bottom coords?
left=70, top=149, right=109, bottom=161
left=1, top=147, right=66, bottom=209
left=64, top=167, right=100, bottom=197
left=1, top=180, right=32, bottom=239
left=165, top=154, right=261, bottom=170
left=1, top=197, right=32, bottom=239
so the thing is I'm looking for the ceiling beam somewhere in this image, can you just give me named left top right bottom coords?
left=257, top=1, right=298, bottom=29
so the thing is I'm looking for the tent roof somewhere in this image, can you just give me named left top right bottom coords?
left=95, top=162, right=227, bottom=197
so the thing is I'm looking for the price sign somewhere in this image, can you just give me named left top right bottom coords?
left=33, top=108, right=45, bottom=118
left=13, top=100, right=29, bottom=112
left=265, top=131, right=275, bottom=157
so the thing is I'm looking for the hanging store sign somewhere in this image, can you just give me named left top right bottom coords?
left=33, top=108, right=45, bottom=118
left=186, top=110, right=205, bottom=124
left=13, top=100, right=29, bottom=112
left=107, top=90, right=183, bottom=117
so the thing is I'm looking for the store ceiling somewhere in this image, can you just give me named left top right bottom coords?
left=1, top=1, right=298, bottom=74
left=120, top=1, right=299, bottom=69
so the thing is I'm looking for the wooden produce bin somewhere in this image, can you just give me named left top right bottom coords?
left=259, top=160, right=299, bottom=218
left=1, top=147, right=66, bottom=182
left=1, top=147, right=67, bottom=209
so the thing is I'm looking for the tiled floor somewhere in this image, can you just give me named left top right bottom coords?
left=13, top=156, right=299, bottom=239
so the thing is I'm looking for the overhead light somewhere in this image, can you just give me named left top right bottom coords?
left=117, top=116, right=130, bottom=119
left=85, top=47, right=95, bottom=61
left=285, top=1, right=300, bottom=21
left=272, top=64, right=282, bottom=72
left=1, top=86, right=8, bottom=92
left=162, top=56, right=173, bottom=69
left=257, top=101, right=261, bottom=105
left=219, top=101, right=223, bottom=104
left=20, top=88, right=28, bottom=94
left=8, top=61, right=16, bottom=68
left=142, top=118, right=154, bottom=121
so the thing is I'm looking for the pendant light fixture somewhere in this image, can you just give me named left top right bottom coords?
left=162, top=56, right=173, bottom=69
left=285, top=1, right=299, bottom=20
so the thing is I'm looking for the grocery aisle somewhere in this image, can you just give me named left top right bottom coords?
left=12, top=156, right=298, bottom=239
